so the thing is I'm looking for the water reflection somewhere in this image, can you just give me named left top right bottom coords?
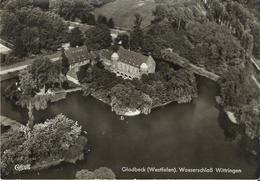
left=217, top=108, right=260, bottom=177
left=0, top=77, right=258, bottom=179
left=217, top=109, right=243, bottom=141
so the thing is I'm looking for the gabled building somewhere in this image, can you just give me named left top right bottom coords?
left=0, top=43, right=12, bottom=63
left=99, top=47, right=156, bottom=79
left=64, top=46, right=91, bottom=71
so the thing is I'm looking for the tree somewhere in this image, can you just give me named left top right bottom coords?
left=133, top=13, right=143, bottom=29
left=107, top=18, right=115, bottom=28
left=1, top=114, right=86, bottom=176
left=185, top=21, right=244, bottom=74
left=167, top=6, right=194, bottom=30
left=17, top=57, right=63, bottom=129
left=77, top=64, right=94, bottom=83
left=85, top=24, right=112, bottom=50
left=250, top=22, right=260, bottom=59
left=75, top=167, right=116, bottom=179
left=20, top=27, right=40, bottom=55
left=93, top=167, right=116, bottom=179
left=207, top=0, right=227, bottom=23
left=18, top=70, right=52, bottom=129
left=142, top=33, right=166, bottom=59
left=1, top=5, right=67, bottom=58
left=110, top=83, right=152, bottom=115
left=69, top=27, right=84, bottom=47
left=97, top=14, right=108, bottom=25
left=13, top=36, right=27, bottom=57
left=33, top=0, right=49, bottom=9
left=19, top=69, right=37, bottom=97
left=18, top=69, right=50, bottom=129
left=30, top=57, right=63, bottom=90
left=81, top=13, right=96, bottom=25
left=29, top=114, right=83, bottom=159
left=130, top=14, right=144, bottom=51
left=0, top=11, right=22, bottom=42
left=218, top=65, right=260, bottom=139
left=61, top=49, right=70, bottom=75
left=115, top=33, right=129, bottom=49
left=75, top=169, right=94, bottom=179
left=3, top=0, right=32, bottom=11
left=241, top=31, right=254, bottom=56
left=50, top=0, right=93, bottom=21
left=152, top=5, right=167, bottom=24
left=226, top=1, right=254, bottom=27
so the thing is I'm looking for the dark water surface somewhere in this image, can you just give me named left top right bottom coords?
left=0, top=77, right=258, bottom=179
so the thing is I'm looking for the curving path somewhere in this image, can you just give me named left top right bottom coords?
left=0, top=53, right=61, bottom=76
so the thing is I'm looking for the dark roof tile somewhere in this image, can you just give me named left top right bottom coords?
left=98, top=47, right=149, bottom=68
left=64, top=46, right=90, bottom=64
left=118, top=47, right=148, bottom=67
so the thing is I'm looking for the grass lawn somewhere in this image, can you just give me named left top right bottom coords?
left=93, top=0, right=156, bottom=29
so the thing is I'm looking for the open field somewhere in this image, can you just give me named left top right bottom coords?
left=93, top=0, right=156, bottom=29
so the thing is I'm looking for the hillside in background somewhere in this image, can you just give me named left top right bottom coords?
left=93, top=0, right=156, bottom=29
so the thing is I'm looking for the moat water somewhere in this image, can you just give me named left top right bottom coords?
left=0, top=77, right=258, bottom=179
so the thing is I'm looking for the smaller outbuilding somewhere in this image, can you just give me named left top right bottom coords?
left=64, top=46, right=91, bottom=71
left=0, top=43, right=12, bottom=62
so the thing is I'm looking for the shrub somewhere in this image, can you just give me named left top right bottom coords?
left=75, top=167, right=116, bottom=179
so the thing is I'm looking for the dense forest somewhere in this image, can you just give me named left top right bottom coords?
left=138, top=0, right=260, bottom=139
left=0, top=0, right=116, bottom=64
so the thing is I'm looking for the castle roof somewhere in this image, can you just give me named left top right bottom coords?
left=99, top=47, right=151, bottom=68
left=140, top=62, right=148, bottom=70
left=64, top=46, right=90, bottom=64
left=98, top=49, right=113, bottom=59
left=111, top=52, right=119, bottom=59
left=0, top=43, right=12, bottom=54
left=117, top=47, right=149, bottom=68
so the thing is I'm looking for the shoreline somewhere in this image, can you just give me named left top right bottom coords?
left=161, top=50, right=242, bottom=126
left=0, top=115, right=25, bottom=131
left=215, top=96, right=239, bottom=124
left=89, top=90, right=194, bottom=117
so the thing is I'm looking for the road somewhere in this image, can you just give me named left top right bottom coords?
left=251, top=75, right=260, bottom=90
left=0, top=52, right=61, bottom=76
left=250, top=57, right=260, bottom=71
left=0, top=19, right=129, bottom=77
left=55, top=87, right=82, bottom=94
left=249, top=57, right=260, bottom=90
left=0, top=38, right=14, bottom=49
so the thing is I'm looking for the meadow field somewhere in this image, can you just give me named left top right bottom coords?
left=93, top=0, right=156, bottom=29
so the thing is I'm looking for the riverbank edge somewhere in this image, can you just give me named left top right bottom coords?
left=0, top=115, right=25, bottom=130
left=89, top=90, right=195, bottom=117
left=215, top=96, right=239, bottom=124
left=161, top=50, right=241, bottom=123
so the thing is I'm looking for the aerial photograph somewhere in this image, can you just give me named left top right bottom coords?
left=0, top=0, right=259, bottom=179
